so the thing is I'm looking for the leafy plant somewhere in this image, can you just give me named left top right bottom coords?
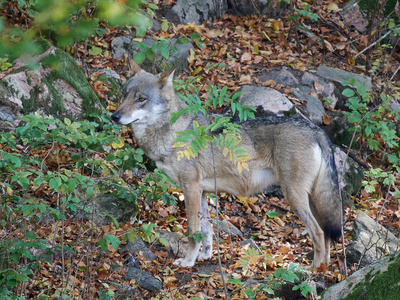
left=0, top=0, right=153, bottom=58
left=229, top=262, right=315, bottom=299
left=342, top=79, right=400, bottom=201
left=171, top=86, right=256, bottom=172
left=342, top=79, right=399, bottom=153
left=0, top=110, right=148, bottom=298
left=133, top=35, right=190, bottom=71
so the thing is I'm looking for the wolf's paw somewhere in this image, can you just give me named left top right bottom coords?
left=173, top=257, right=195, bottom=268
left=197, top=250, right=212, bottom=260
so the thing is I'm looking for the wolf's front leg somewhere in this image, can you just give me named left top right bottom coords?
left=197, top=193, right=213, bottom=260
left=173, top=182, right=202, bottom=267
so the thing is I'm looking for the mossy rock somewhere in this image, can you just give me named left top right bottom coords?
left=321, top=253, right=400, bottom=300
left=1, top=38, right=102, bottom=121
left=74, top=176, right=138, bottom=226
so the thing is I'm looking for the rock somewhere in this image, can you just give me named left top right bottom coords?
left=346, top=212, right=399, bottom=267
left=166, top=0, right=227, bottom=25
left=111, top=36, right=133, bottom=60
left=342, top=0, right=369, bottom=33
left=212, top=219, right=243, bottom=238
left=258, top=67, right=300, bottom=87
left=292, top=89, right=324, bottom=124
left=321, top=253, right=400, bottom=300
left=121, top=235, right=157, bottom=261
left=111, top=37, right=194, bottom=73
left=114, top=284, right=136, bottom=300
left=73, top=176, right=138, bottom=226
left=317, top=65, right=372, bottom=91
left=0, top=38, right=101, bottom=123
left=238, top=86, right=295, bottom=116
left=300, top=72, right=339, bottom=108
left=227, top=0, right=270, bottom=15
left=157, top=230, right=188, bottom=257
left=157, top=218, right=242, bottom=257
left=124, top=267, right=162, bottom=292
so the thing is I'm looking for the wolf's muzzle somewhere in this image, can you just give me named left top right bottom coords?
left=111, top=112, right=121, bottom=123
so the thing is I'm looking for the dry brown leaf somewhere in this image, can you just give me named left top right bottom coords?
left=322, top=113, right=331, bottom=125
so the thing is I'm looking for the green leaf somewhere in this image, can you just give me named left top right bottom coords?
left=342, top=88, right=355, bottom=97
left=266, top=211, right=282, bottom=218
left=193, top=231, right=206, bottom=243
left=228, top=278, right=243, bottom=285
left=161, top=20, right=169, bottom=32
left=160, top=45, right=169, bottom=59
left=356, top=85, right=367, bottom=96
left=99, top=235, right=120, bottom=252
left=49, top=177, right=62, bottom=190
left=87, top=186, right=93, bottom=197
left=89, top=47, right=102, bottom=56
left=133, top=52, right=146, bottom=64
left=159, top=237, right=169, bottom=247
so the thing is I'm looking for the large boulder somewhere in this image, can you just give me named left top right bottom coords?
left=0, top=38, right=102, bottom=126
left=346, top=212, right=399, bottom=267
left=321, top=252, right=400, bottom=300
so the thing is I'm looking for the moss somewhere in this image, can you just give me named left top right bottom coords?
left=42, top=77, right=66, bottom=115
left=343, top=255, right=400, bottom=300
left=34, top=38, right=102, bottom=119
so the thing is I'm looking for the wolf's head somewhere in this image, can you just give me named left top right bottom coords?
left=111, top=67, right=175, bottom=127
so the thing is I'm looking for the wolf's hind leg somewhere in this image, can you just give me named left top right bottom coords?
left=198, top=193, right=213, bottom=260
left=283, top=189, right=327, bottom=267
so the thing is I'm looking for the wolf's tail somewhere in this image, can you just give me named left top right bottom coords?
left=311, top=144, right=342, bottom=241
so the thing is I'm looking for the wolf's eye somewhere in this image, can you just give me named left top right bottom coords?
left=137, top=97, right=146, bottom=102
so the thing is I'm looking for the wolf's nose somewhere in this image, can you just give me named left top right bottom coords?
left=111, top=112, right=121, bottom=123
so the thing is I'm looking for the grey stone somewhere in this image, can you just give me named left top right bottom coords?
left=166, top=0, right=227, bottom=25
left=124, top=267, right=162, bottom=292
left=212, top=219, right=243, bottom=238
left=227, top=0, right=270, bottom=15
left=157, top=230, right=188, bottom=257
left=317, top=65, right=372, bottom=91
left=238, top=86, right=295, bottom=116
left=111, top=36, right=133, bottom=60
left=121, top=237, right=157, bottom=261
left=292, top=89, right=324, bottom=124
left=346, top=212, right=399, bottom=267
left=258, top=68, right=300, bottom=87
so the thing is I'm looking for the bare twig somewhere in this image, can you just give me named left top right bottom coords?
left=354, top=29, right=394, bottom=59
left=211, top=143, right=229, bottom=299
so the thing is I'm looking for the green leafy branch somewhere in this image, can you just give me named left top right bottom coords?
left=171, top=86, right=256, bottom=172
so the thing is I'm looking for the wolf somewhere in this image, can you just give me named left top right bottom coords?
left=111, top=66, right=342, bottom=268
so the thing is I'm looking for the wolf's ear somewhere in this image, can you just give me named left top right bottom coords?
left=159, top=68, right=175, bottom=91
left=127, top=57, right=142, bottom=77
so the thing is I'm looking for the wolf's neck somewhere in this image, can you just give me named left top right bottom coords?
left=132, top=107, right=192, bottom=162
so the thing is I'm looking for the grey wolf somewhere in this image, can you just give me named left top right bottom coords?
left=111, top=66, right=342, bottom=268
